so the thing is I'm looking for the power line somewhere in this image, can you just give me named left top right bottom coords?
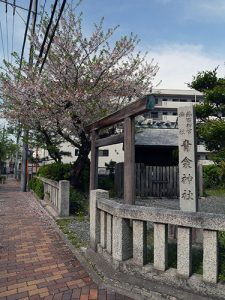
left=0, top=21, right=5, bottom=61
left=40, top=0, right=67, bottom=73
left=0, top=0, right=37, bottom=14
left=36, top=0, right=58, bottom=68
left=5, top=0, right=10, bottom=61
left=16, top=9, right=26, bottom=24
left=19, top=0, right=34, bottom=70
left=10, top=0, right=16, bottom=63
left=29, top=0, right=38, bottom=65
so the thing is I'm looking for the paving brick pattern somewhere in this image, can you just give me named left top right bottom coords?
left=0, top=179, right=133, bottom=300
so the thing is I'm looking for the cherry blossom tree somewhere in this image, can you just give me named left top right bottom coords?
left=0, top=3, right=159, bottom=188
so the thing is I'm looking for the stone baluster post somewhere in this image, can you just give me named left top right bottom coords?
left=90, top=189, right=109, bottom=251
left=58, top=180, right=70, bottom=217
left=154, top=223, right=168, bottom=271
left=133, top=220, right=147, bottom=266
left=203, top=229, right=218, bottom=283
left=177, top=227, right=192, bottom=277
left=112, top=217, right=132, bottom=261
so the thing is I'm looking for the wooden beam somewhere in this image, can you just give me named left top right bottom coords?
left=85, top=95, right=154, bottom=133
left=124, top=117, right=135, bottom=205
left=90, top=130, right=99, bottom=190
left=95, top=134, right=124, bottom=148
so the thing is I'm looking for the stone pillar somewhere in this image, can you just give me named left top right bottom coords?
left=203, top=230, right=218, bottom=283
left=58, top=180, right=70, bottom=217
left=154, top=223, right=168, bottom=271
left=177, top=227, right=192, bottom=277
left=178, top=106, right=198, bottom=212
left=106, top=214, right=112, bottom=254
left=133, top=220, right=147, bottom=266
left=100, top=211, right=107, bottom=248
left=112, top=217, right=132, bottom=261
left=90, top=189, right=109, bottom=251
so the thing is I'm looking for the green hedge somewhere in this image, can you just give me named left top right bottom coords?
left=28, top=177, right=44, bottom=199
left=37, top=163, right=72, bottom=181
left=29, top=177, right=87, bottom=215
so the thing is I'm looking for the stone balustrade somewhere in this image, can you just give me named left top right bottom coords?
left=39, top=177, right=70, bottom=217
left=90, top=189, right=224, bottom=284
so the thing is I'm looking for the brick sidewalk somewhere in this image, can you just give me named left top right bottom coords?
left=0, top=179, right=133, bottom=300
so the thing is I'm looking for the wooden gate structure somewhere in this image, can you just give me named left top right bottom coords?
left=115, top=163, right=179, bottom=198
left=85, top=95, right=177, bottom=204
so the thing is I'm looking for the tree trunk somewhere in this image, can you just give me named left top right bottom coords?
left=70, top=130, right=91, bottom=191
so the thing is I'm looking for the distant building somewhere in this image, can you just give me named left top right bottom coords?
left=145, top=88, right=204, bottom=125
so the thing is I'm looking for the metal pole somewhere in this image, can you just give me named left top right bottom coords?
left=20, top=0, right=37, bottom=192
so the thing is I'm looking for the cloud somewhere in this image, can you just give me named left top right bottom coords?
left=180, top=0, right=225, bottom=22
left=147, top=43, right=224, bottom=89
left=153, top=0, right=225, bottom=22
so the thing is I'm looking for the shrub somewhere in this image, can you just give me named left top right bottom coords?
left=203, top=164, right=223, bottom=189
left=98, top=174, right=116, bottom=197
left=203, top=163, right=225, bottom=189
left=98, top=175, right=114, bottom=190
left=69, top=187, right=88, bottom=215
left=29, top=177, right=44, bottom=199
left=37, top=163, right=72, bottom=181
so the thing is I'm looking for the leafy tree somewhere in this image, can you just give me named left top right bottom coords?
left=189, top=68, right=225, bottom=162
left=0, top=3, right=158, bottom=188
left=0, top=127, right=18, bottom=174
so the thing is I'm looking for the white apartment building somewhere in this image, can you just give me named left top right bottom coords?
left=147, top=88, right=204, bottom=124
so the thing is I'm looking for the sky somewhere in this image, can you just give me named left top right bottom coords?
left=0, top=0, right=225, bottom=90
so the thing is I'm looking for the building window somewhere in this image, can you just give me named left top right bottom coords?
left=151, top=112, right=158, bottom=119
left=75, top=149, right=79, bottom=156
left=99, top=149, right=109, bottom=157
left=172, top=112, right=177, bottom=116
left=172, top=98, right=179, bottom=102
left=180, top=99, right=187, bottom=102
left=163, top=112, right=168, bottom=115
left=162, top=98, right=167, bottom=101
left=155, top=98, right=158, bottom=104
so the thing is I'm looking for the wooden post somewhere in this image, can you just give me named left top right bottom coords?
left=90, top=130, right=98, bottom=190
left=124, top=117, right=135, bottom=204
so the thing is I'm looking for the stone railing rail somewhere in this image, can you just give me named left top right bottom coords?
left=39, top=177, right=70, bottom=217
left=90, top=189, right=223, bottom=284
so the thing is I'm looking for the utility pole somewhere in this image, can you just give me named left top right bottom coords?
left=20, top=0, right=37, bottom=192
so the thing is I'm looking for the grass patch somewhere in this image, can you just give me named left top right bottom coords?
left=56, top=218, right=87, bottom=248
left=204, top=188, right=225, bottom=197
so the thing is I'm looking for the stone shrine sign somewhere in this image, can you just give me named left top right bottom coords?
left=178, top=105, right=198, bottom=212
